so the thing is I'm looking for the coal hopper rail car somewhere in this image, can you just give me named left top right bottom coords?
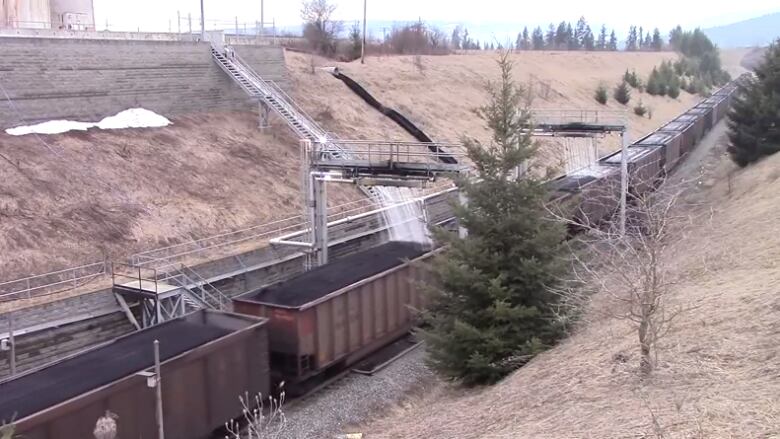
left=0, top=310, right=269, bottom=439
left=234, top=241, right=433, bottom=393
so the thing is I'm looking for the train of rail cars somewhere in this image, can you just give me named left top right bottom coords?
left=0, top=75, right=747, bottom=439
left=549, top=75, right=747, bottom=229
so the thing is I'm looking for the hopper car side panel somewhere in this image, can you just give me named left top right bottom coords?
left=9, top=311, right=270, bottom=439
left=234, top=243, right=432, bottom=385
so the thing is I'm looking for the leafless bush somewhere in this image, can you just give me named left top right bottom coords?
left=384, top=21, right=451, bottom=55
left=413, top=55, right=426, bottom=75
left=549, top=182, right=694, bottom=376
left=0, top=422, right=15, bottom=439
left=300, top=0, right=341, bottom=57
left=225, top=387, right=287, bottom=439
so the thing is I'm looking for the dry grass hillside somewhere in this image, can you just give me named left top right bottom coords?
left=288, top=50, right=699, bottom=145
left=364, top=127, right=780, bottom=438
left=0, top=50, right=701, bottom=281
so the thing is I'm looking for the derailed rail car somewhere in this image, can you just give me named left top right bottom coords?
left=234, top=242, right=432, bottom=390
left=0, top=311, right=270, bottom=439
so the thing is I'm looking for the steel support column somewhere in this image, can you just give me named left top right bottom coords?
left=259, top=101, right=271, bottom=130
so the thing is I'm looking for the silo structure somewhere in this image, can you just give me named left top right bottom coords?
left=50, top=0, right=94, bottom=30
left=1, top=0, right=52, bottom=29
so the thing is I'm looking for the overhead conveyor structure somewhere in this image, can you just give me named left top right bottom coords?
left=326, top=68, right=458, bottom=165
left=211, top=48, right=464, bottom=182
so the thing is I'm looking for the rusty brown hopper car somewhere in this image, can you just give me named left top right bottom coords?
left=699, top=96, right=724, bottom=125
left=234, top=241, right=431, bottom=388
left=0, top=311, right=269, bottom=439
left=661, top=119, right=696, bottom=155
left=634, top=130, right=683, bottom=172
left=548, top=164, right=620, bottom=230
left=688, top=106, right=714, bottom=133
left=675, top=114, right=705, bottom=147
left=600, top=145, right=663, bottom=196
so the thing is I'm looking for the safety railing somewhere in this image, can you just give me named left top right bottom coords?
left=532, top=109, right=627, bottom=130
left=0, top=262, right=108, bottom=303
left=311, top=140, right=467, bottom=166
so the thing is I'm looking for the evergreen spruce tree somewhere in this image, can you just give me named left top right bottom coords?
left=532, top=27, right=546, bottom=50
left=608, top=30, right=618, bottom=51
left=597, top=25, right=608, bottom=50
left=555, top=21, right=568, bottom=49
left=583, top=26, right=595, bottom=51
left=727, top=41, right=780, bottom=166
left=614, top=80, right=631, bottom=104
left=652, top=28, right=663, bottom=50
left=639, top=27, right=645, bottom=50
left=522, top=27, right=531, bottom=50
left=516, top=32, right=523, bottom=51
left=421, top=52, right=568, bottom=386
left=575, top=16, right=588, bottom=48
left=626, top=26, right=638, bottom=51
left=566, top=23, right=577, bottom=50
left=545, top=24, right=556, bottom=49
left=646, top=67, right=661, bottom=95
left=595, top=83, right=609, bottom=104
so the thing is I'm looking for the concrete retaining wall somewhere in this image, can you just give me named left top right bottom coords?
left=0, top=37, right=287, bottom=129
left=0, top=190, right=458, bottom=379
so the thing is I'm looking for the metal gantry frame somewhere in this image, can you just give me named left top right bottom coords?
left=291, top=139, right=467, bottom=269
left=529, top=109, right=629, bottom=235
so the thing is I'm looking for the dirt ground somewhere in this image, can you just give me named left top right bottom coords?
left=0, top=49, right=705, bottom=282
left=362, top=124, right=780, bottom=438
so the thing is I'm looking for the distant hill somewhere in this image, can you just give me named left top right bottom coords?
left=704, top=12, right=780, bottom=48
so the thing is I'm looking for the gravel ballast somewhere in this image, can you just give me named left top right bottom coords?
left=281, top=346, right=435, bottom=439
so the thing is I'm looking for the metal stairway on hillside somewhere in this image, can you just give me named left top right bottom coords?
left=210, top=48, right=382, bottom=200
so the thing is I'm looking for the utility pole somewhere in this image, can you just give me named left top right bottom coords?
left=177, top=11, right=181, bottom=34
left=8, top=314, right=15, bottom=376
left=188, top=13, right=192, bottom=35
left=619, top=130, right=629, bottom=237
left=260, top=0, right=264, bottom=37
left=361, top=0, right=367, bottom=64
left=200, top=0, right=205, bottom=40
left=154, top=340, right=165, bottom=439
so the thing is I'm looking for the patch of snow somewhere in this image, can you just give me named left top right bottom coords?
left=4, top=108, right=171, bottom=136
left=5, top=120, right=94, bottom=136
left=96, top=108, right=171, bottom=130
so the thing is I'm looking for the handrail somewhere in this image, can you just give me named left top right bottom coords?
left=0, top=262, right=107, bottom=302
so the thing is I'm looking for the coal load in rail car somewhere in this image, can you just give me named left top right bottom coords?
left=600, top=146, right=664, bottom=196
left=635, top=130, right=683, bottom=173
left=234, top=241, right=432, bottom=392
left=1, top=311, right=270, bottom=439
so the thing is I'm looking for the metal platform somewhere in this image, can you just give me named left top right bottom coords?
left=307, top=140, right=468, bottom=180
left=531, top=110, right=627, bottom=136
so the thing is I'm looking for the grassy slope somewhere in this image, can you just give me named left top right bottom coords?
left=364, top=125, right=780, bottom=438
left=1, top=50, right=698, bottom=282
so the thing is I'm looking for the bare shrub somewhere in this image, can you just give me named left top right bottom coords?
left=550, top=183, right=693, bottom=376
left=225, top=387, right=287, bottom=439
left=300, top=0, right=341, bottom=57
left=413, top=55, right=426, bottom=75
left=385, top=20, right=450, bottom=55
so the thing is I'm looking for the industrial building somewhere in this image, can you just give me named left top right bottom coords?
left=0, top=0, right=94, bottom=30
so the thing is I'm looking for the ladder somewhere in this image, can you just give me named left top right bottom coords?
left=210, top=48, right=382, bottom=201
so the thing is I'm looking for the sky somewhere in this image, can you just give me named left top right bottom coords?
left=94, top=0, right=778, bottom=39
